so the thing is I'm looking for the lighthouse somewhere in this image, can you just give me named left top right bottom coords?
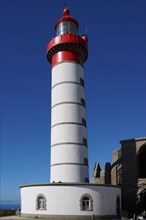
left=20, top=7, right=121, bottom=219
left=47, top=8, right=89, bottom=183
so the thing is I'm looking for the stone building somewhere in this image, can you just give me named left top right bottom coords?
left=92, top=137, right=146, bottom=217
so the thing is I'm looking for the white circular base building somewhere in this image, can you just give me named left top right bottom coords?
left=20, top=183, right=121, bottom=219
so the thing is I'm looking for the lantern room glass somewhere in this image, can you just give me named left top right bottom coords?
left=56, top=21, right=77, bottom=36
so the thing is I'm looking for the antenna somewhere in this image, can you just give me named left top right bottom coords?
left=64, top=0, right=69, bottom=9
left=85, top=25, right=88, bottom=35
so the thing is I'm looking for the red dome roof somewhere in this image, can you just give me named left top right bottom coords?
left=55, top=8, right=79, bottom=30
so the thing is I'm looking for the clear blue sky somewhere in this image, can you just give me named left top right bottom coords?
left=1, top=0, right=145, bottom=204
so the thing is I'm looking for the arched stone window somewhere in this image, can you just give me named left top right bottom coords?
left=80, top=194, right=93, bottom=211
left=36, top=194, right=47, bottom=210
left=138, top=144, right=146, bottom=178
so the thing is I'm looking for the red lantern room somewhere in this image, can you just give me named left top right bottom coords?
left=47, top=8, right=88, bottom=67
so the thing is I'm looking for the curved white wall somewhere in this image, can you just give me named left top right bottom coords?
left=51, top=124, right=87, bottom=145
left=51, top=145, right=88, bottom=164
left=52, top=62, right=84, bottom=86
left=20, top=184, right=121, bottom=218
left=52, top=83, right=85, bottom=106
left=52, top=104, right=86, bottom=125
left=51, top=62, right=88, bottom=183
left=51, top=166, right=89, bottom=183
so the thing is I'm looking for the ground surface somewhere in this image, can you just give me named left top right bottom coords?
left=0, top=216, right=128, bottom=220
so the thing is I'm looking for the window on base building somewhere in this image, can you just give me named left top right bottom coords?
left=80, top=194, right=93, bottom=211
left=36, top=194, right=47, bottom=210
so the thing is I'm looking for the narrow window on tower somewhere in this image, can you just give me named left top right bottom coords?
left=83, top=138, right=87, bottom=146
left=80, top=78, right=84, bottom=87
left=81, top=98, right=85, bottom=107
left=84, top=158, right=88, bottom=166
left=82, top=118, right=86, bottom=127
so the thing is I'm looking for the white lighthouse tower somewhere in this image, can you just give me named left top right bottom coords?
left=20, top=8, right=121, bottom=219
left=47, top=8, right=89, bottom=183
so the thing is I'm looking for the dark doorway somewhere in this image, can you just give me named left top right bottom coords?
left=140, top=191, right=146, bottom=211
left=138, top=145, right=146, bottom=178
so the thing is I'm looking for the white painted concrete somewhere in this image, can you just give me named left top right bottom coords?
left=20, top=184, right=121, bottom=217
left=51, top=145, right=88, bottom=164
left=51, top=104, right=86, bottom=125
left=52, top=62, right=84, bottom=87
left=51, top=124, right=87, bottom=145
left=51, top=165, right=89, bottom=183
left=52, top=83, right=85, bottom=106
left=51, top=62, right=88, bottom=183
